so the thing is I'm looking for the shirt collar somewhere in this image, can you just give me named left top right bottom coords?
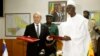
left=35, top=23, right=41, bottom=26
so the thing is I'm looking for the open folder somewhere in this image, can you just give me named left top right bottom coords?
left=17, top=36, right=40, bottom=43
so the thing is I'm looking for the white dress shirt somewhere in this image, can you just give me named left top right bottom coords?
left=34, top=23, right=41, bottom=37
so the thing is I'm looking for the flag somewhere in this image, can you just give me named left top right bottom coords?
left=2, top=39, right=8, bottom=56
left=88, top=42, right=94, bottom=56
left=85, top=34, right=94, bottom=56
left=49, top=3, right=54, bottom=14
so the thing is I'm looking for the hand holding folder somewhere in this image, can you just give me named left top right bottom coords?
left=17, top=36, right=40, bottom=43
left=49, top=35, right=63, bottom=40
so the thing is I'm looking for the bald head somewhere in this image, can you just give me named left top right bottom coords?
left=33, top=12, right=41, bottom=24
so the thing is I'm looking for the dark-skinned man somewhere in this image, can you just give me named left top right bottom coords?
left=59, top=0, right=91, bottom=56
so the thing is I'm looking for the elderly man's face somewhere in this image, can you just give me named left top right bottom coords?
left=33, top=14, right=41, bottom=24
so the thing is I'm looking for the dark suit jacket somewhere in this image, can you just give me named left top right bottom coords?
left=24, top=23, right=50, bottom=56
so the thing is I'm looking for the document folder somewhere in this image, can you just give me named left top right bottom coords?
left=17, top=36, right=40, bottom=43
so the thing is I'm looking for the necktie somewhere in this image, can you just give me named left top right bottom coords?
left=36, top=25, right=39, bottom=46
left=36, top=25, right=39, bottom=37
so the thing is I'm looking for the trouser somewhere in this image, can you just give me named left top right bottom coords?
left=97, top=37, right=100, bottom=56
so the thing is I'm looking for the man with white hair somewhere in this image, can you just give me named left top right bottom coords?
left=59, top=0, right=91, bottom=56
left=24, top=12, right=50, bottom=56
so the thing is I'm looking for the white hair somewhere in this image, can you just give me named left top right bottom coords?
left=33, top=11, right=41, bottom=17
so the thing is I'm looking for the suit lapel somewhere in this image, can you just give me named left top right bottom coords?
left=33, top=23, right=43, bottom=38
left=33, top=23, right=38, bottom=38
